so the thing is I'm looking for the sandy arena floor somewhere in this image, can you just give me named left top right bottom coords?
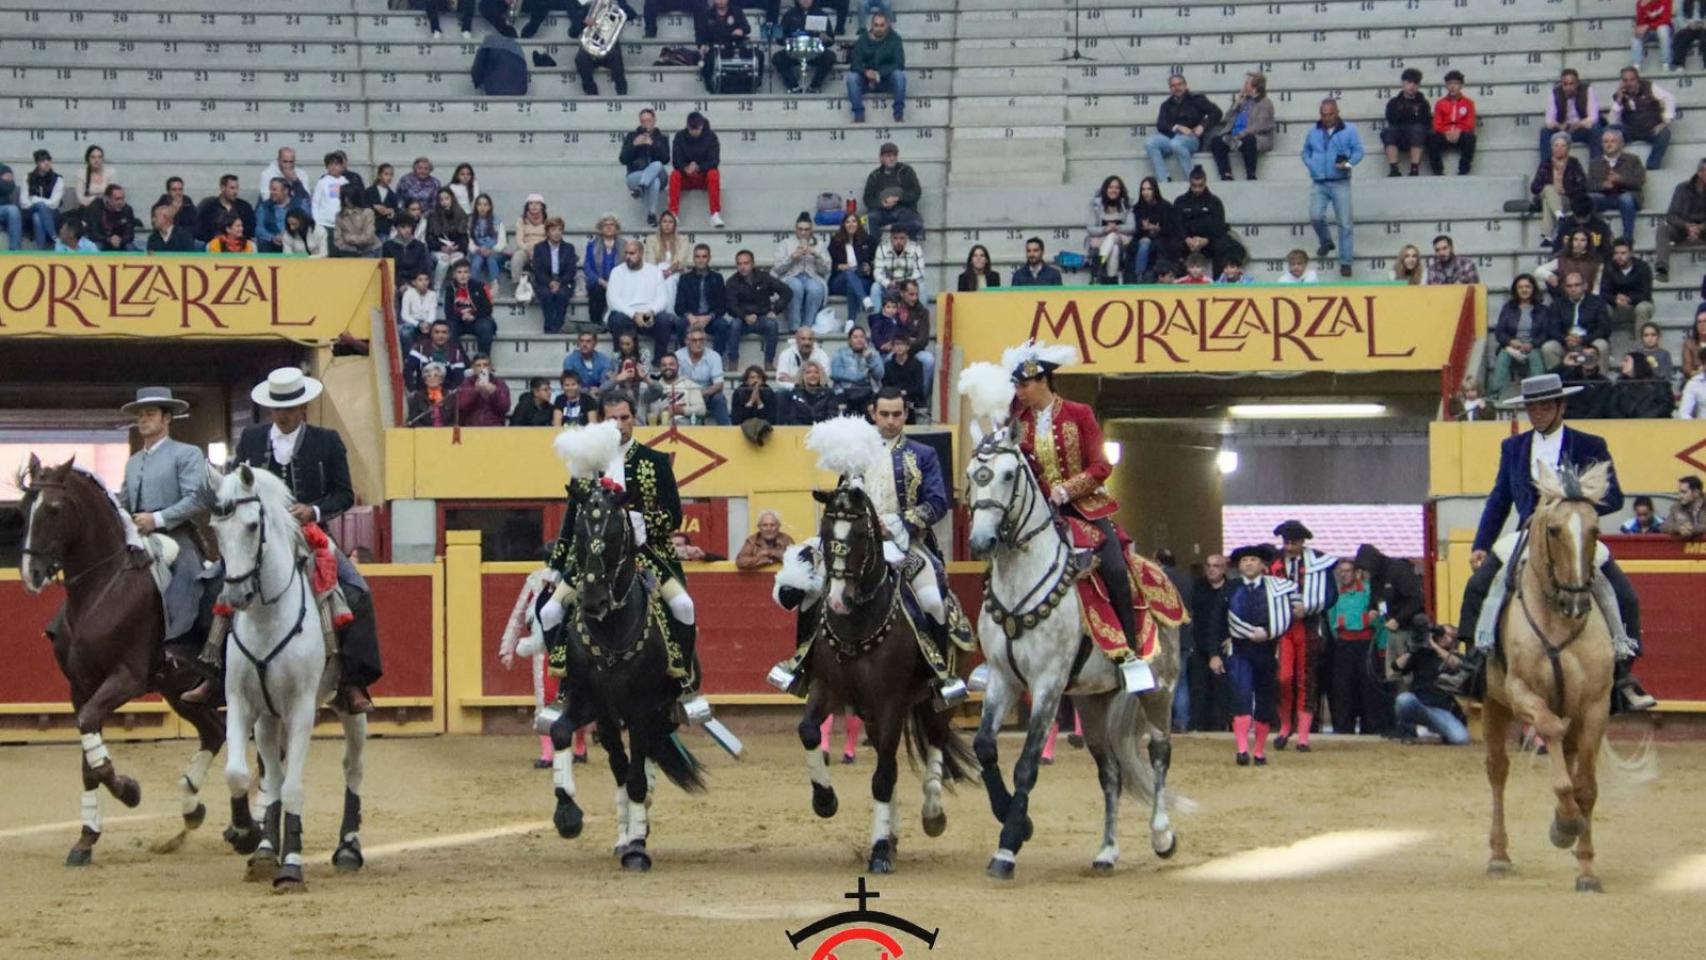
left=0, top=728, right=1702, bottom=959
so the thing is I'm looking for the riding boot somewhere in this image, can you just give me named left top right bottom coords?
left=1613, top=660, right=1657, bottom=712
left=927, top=618, right=968, bottom=710
left=668, top=619, right=711, bottom=724
left=180, top=614, right=229, bottom=704
left=1436, top=646, right=1488, bottom=702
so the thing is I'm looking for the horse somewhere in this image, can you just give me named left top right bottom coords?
left=209, top=464, right=369, bottom=891
left=1482, top=461, right=1617, bottom=892
left=17, top=455, right=228, bottom=868
left=963, top=428, right=1184, bottom=881
left=548, top=477, right=707, bottom=872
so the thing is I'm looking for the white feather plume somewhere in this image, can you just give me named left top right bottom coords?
left=553, top=421, right=622, bottom=480
left=805, top=416, right=886, bottom=478
left=1000, top=339, right=1079, bottom=379
left=957, top=362, right=1015, bottom=422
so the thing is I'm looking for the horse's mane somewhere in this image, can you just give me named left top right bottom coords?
left=218, top=467, right=309, bottom=559
left=1535, top=461, right=1612, bottom=509
left=56, top=465, right=147, bottom=553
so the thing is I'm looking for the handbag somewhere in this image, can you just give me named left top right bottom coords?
left=1054, top=251, right=1087, bottom=271
left=513, top=271, right=535, bottom=305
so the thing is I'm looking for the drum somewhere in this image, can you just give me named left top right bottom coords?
left=782, top=34, right=826, bottom=57
left=711, top=43, right=760, bottom=94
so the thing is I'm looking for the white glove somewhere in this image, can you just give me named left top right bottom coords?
left=540, top=568, right=562, bottom=585
left=880, top=512, right=910, bottom=552
left=882, top=541, right=906, bottom=566
left=540, top=600, right=566, bottom=630
left=628, top=510, right=647, bottom=547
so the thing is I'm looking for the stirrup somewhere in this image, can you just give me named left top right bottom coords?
left=1119, top=658, right=1156, bottom=695
left=933, top=677, right=969, bottom=711
left=678, top=694, right=712, bottom=725
left=967, top=662, right=991, bottom=693
left=766, top=662, right=803, bottom=696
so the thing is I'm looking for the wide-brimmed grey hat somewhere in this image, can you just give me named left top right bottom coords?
left=1497, top=373, right=1582, bottom=409
left=120, top=386, right=189, bottom=417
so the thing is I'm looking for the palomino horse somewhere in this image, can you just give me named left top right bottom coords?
left=1483, top=461, right=1616, bottom=892
left=210, top=464, right=369, bottom=891
left=964, top=428, right=1185, bottom=881
left=17, top=456, right=228, bottom=867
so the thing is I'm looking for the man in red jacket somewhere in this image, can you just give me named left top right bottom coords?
left=457, top=355, right=513, bottom=426
left=1428, top=69, right=1477, bottom=176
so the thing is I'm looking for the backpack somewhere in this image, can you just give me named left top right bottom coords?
left=814, top=192, right=846, bottom=227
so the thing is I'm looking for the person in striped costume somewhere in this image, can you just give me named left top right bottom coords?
left=1217, top=544, right=1297, bottom=767
left=1269, top=520, right=1338, bottom=752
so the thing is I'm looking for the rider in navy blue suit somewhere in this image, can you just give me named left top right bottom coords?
left=1456, top=374, right=1654, bottom=711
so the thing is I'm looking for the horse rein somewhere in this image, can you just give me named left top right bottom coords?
left=969, top=441, right=1056, bottom=551
left=18, top=476, right=146, bottom=626
left=1515, top=499, right=1598, bottom=717
left=821, top=493, right=886, bottom=607
left=970, top=441, right=1073, bottom=647
left=214, top=495, right=303, bottom=607
left=573, top=495, right=640, bottom=616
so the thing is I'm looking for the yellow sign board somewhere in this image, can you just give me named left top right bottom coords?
left=1431, top=420, right=1706, bottom=498
left=947, top=284, right=1480, bottom=374
left=0, top=254, right=384, bottom=341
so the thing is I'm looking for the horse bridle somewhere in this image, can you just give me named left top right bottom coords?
left=574, top=493, right=640, bottom=616
left=213, top=495, right=301, bottom=607
left=1515, top=497, right=1597, bottom=716
left=968, top=438, right=1057, bottom=551
left=821, top=488, right=886, bottom=607
left=18, top=476, right=137, bottom=590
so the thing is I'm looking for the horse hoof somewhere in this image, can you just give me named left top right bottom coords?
left=1549, top=818, right=1584, bottom=849
left=272, top=864, right=305, bottom=893
left=922, top=810, right=946, bottom=838
left=621, top=845, right=652, bottom=872
left=225, top=826, right=263, bottom=856
left=811, top=784, right=838, bottom=819
left=246, top=850, right=278, bottom=883
left=183, top=803, right=207, bottom=831
left=554, top=797, right=585, bottom=839
left=113, top=776, right=142, bottom=809
left=65, top=847, right=92, bottom=867
left=868, top=855, right=894, bottom=875
left=985, top=857, right=1015, bottom=881
left=1091, top=859, right=1116, bottom=874
left=332, top=840, right=365, bottom=872
left=1487, top=859, right=1513, bottom=876
left=1153, top=831, right=1179, bottom=860
left=1576, top=876, right=1603, bottom=894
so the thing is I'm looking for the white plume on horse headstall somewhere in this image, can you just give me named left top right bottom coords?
left=553, top=421, right=622, bottom=480
left=806, top=416, right=885, bottom=478
left=1000, top=339, right=1078, bottom=377
left=957, top=362, right=1015, bottom=424
left=1536, top=460, right=1612, bottom=506
left=772, top=539, right=824, bottom=607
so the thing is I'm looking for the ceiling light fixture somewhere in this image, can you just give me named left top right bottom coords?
left=1227, top=403, right=1388, bottom=419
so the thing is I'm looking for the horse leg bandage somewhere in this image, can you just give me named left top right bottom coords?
left=80, top=732, right=109, bottom=769
left=81, top=788, right=102, bottom=833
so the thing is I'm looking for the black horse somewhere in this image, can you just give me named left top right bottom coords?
left=793, top=479, right=974, bottom=874
left=547, top=480, right=706, bottom=872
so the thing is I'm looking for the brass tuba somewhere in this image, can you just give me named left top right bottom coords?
left=579, top=0, right=628, bottom=59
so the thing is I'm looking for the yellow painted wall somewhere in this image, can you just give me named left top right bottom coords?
left=1431, top=420, right=1706, bottom=498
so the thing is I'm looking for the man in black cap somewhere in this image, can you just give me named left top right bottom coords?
left=1219, top=544, right=1294, bottom=766
left=1454, top=373, right=1654, bottom=711
left=1268, top=519, right=1336, bottom=751
left=863, top=141, right=922, bottom=239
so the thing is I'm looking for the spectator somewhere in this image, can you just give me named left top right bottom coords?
left=1620, top=495, right=1664, bottom=533
left=1389, top=243, right=1427, bottom=284
left=775, top=326, right=831, bottom=392
left=258, top=146, right=313, bottom=210
left=1217, top=259, right=1253, bottom=285
left=1681, top=348, right=1706, bottom=418
left=384, top=219, right=434, bottom=296
left=472, top=28, right=529, bottom=95
left=871, top=223, right=926, bottom=305
left=1543, top=272, right=1613, bottom=368
left=1455, top=379, right=1497, bottom=421
left=397, top=157, right=442, bottom=210
left=1531, top=132, right=1590, bottom=251
left=675, top=327, right=731, bottom=424
left=1491, top=275, right=1549, bottom=397
left=151, top=176, right=197, bottom=233
left=1381, top=68, right=1430, bottom=177
left=575, top=14, right=628, bottom=95
left=607, top=239, right=683, bottom=359
left=645, top=353, right=707, bottom=425
left=1392, top=624, right=1469, bottom=745
left=1601, top=239, right=1655, bottom=331
left=697, top=0, right=752, bottom=82
left=1425, top=234, right=1481, bottom=286
left=83, top=185, right=138, bottom=252
left=881, top=340, right=927, bottom=419
left=863, top=141, right=923, bottom=240
left=1655, top=158, right=1706, bottom=282
left=847, top=12, right=906, bottom=124
left=831, top=325, right=884, bottom=410
left=511, top=194, right=551, bottom=287
left=1678, top=0, right=1706, bottom=69
left=732, top=365, right=777, bottom=426
left=1011, top=237, right=1063, bottom=286
left=1326, top=558, right=1386, bottom=737
left=831, top=217, right=877, bottom=309
left=510, top=377, right=557, bottom=427
left=1176, top=253, right=1212, bottom=285
left=23, top=150, right=63, bottom=249
left=958, top=244, right=1001, bottom=292
left=775, top=0, right=838, bottom=93
left=1132, top=176, right=1181, bottom=281
left=311, top=152, right=354, bottom=231
left=1634, top=0, right=1675, bottom=69
left=1085, top=175, right=1136, bottom=284
left=1189, top=553, right=1234, bottom=732
left=457, top=355, right=512, bottom=427
left=194, top=175, right=256, bottom=245
left=584, top=213, right=626, bottom=325
left=0, top=157, right=17, bottom=251
left=724, top=249, right=789, bottom=371
left=774, top=214, right=830, bottom=333
left=1611, top=350, right=1673, bottom=419
left=206, top=213, right=256, bottom=255
left=1350, top=541, right=1424, bottom=705
left=1279, top=248, right=1319, bottom=284
left=620, top=109, right=671, bottom=227
left=1302, top=98, right=1363, bottom=278
left=1428, top=70, right=1477, bottom=176
left=532, top=217, right=578, bottom=334
left=399, top=270, right=440, bottom=345
left=73, top=145, right=116, bottom=209
left=1560, top=346, right=1612, bottom=403
left=333, top=184, right=383, bottom=259
left=609, top=333, right=650, bottom=395
left=146, top=204, right=198, bottom=254
left=1175, top=166, right=1247, bottom=276
left=553, top=371, right=594, bottom=427
left=1146, top=73, right=1222, bottom=183
left=441, top=164, right=474, bottom=216
left=735, top=511, right=795, bottom=570
left=1588, top=128, right=1644, bottom=243
left=278, top=209, right=326, bottom=258
left=781, top=360, right=837, bottom=424
left=670, top=112, right=724, bottom=228
left=407, top=320, right=469, bottom=391
left=1539, top=67, right=1605, bottom=163
left=1209, top=71, right=1275, bottom=182
left=897, top=278, right=931, bottom=328
left=1537, top=230, right=1602, bottom=296
left=676, top=243, right=731, bottom=356
left=671, top=531, right=713, bottom=563
left=254, top=178, right=295, bottom=253
left=366, top=163, right=398, bottom=239
left=466, top=193, right=506, bottom=288
left=427, top=187, right=472, bottom=286
left=1554, top=194, right=1617, bottom=261
left=406, top=362, right=459, bottom=428
left=1683, top=310, right=1706, bottom=380
left=444, top=259, right=497, bottom=356
left=54, top=217, right=98, bottom=254
left=1637, top=321, right=1677, bottom=380
left=1608, top=66, right=1675, bottom=170
left=1663, top=476, right=1706, bottom=535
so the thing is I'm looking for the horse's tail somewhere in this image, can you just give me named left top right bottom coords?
left=1106, top=691, right=1158, bottom=809
left=906, top=698, right=977, bottom=785
left=1599, top=729, right=1661, bottom=785
left=651, top=731, right=709, bottom=794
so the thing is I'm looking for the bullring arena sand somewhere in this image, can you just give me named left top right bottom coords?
left=2, top=725, right=1704, bottom=959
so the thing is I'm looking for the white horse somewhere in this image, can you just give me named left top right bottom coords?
left=209, top=464, right=367, bottom=891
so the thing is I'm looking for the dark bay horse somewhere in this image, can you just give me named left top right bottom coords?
left=17, top=455, right=227, bottom=866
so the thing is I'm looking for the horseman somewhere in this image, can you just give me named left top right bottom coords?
left=226, top=367, right=382, bottom=714
left=1454, top=374, right=1655, bottom=712
left=1268, top=519, right=1337, bottom=752
left=542, top=390, right=712, bottom=724
left=1006, top=342, right=1151, bottom=694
